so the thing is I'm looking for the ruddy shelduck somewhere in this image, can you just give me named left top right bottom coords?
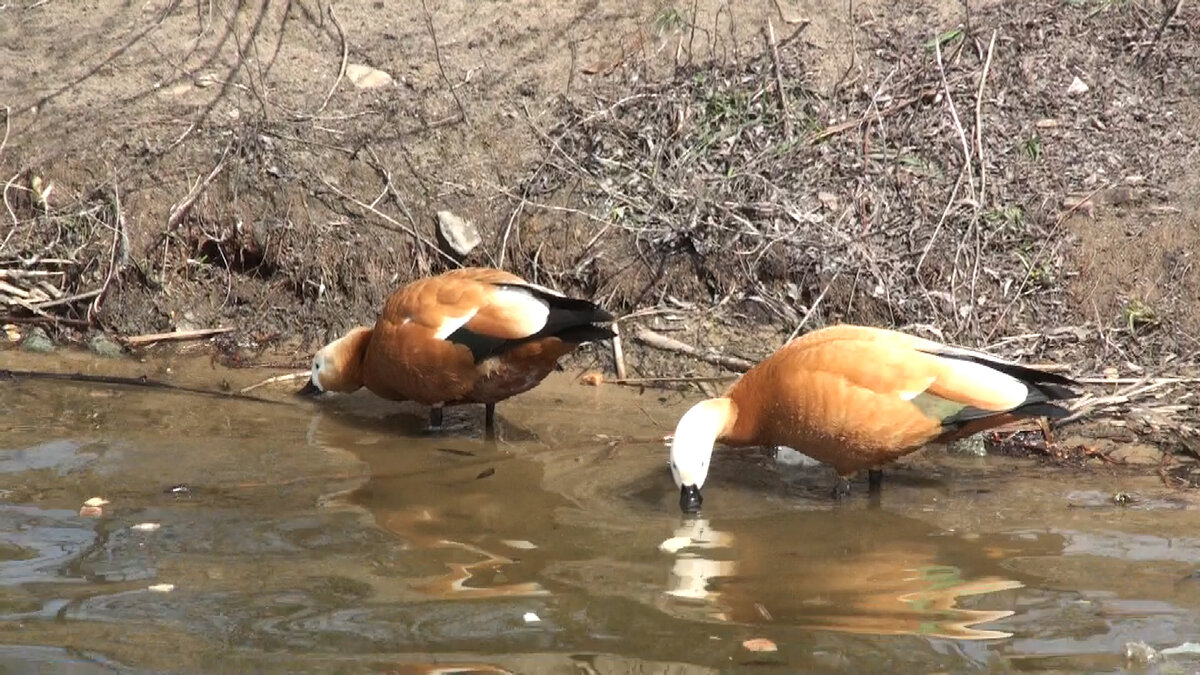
left=298, top=267, right=615, bottom=431
left=668, top=324, right=1080, bottom=512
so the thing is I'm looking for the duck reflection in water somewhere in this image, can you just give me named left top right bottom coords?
left=657, top=508, right=1048, bottom=640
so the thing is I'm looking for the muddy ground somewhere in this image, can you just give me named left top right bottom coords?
left=2, top=1, right=1199, bottom=457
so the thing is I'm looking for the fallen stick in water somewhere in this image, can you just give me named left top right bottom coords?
left=0, top=369, right=291, bottom=406
left=240, top=371, right=309, bottom=394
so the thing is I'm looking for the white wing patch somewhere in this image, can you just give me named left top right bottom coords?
left=897, top=376, right=937, bottom=401
left=517, top=281, right=565, bottom=298
left=938, top=357, right=1030, bottom=409
left=486, top=287, right=551, bottom=337
left=433, top=310, right=479, bottom=339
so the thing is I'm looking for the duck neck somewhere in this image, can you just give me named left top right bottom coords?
left=718, top=380, right=762, bottom=447
left=339, top=326, right=374, bottom=390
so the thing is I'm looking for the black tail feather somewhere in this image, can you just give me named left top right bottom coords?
left=551, top=323, right=616, bottom=346
left=448, top=283, right=615, bottom=362
left=495, top=283, right=614, bottom=323
left=1013, top=401, right=1072, bottom=419
left=923, top=347, right=1081, bottom=389
left=928, top=348, right=1080, bottom=429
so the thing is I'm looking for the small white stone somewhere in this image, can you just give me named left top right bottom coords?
left=522, top=612, right=540, bottom=623
left=775, top=446, right=822, bottom=467
left=131, top=522, right=161, bottom=532
left=346, top=64, right=394, bottom=89
left=436, top=210, right=482, bottom=257
left=148, top=583, right=175, bottom=593
left=1067, top=76, right=1089, bottom=96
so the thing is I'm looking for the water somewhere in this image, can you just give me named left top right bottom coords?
left=2, top=349, right=1200, bottom=673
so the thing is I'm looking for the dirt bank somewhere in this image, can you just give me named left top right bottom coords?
left=2, top=1, right=1199, bottom=454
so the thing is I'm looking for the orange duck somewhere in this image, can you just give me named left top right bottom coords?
left=667, top=324, right=1080, bottom=511
left=298, top=267, right=614, bottom=431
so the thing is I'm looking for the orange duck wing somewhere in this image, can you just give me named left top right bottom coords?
left=726, top=330, right=1077, bottom=475
left=365, top=268, right=613, bottom=405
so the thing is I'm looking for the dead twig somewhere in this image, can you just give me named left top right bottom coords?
left=1140, top=0, right=1185, bottom=63
left=420, top=0, right=469, bottom=125
left=123, top=326, right=234, bottom=347
left=167, top=138, right=232, bottom=231
left=609, top=375, right=739, bottom=386
left=935, top=39, right=977, bottom=202
left=309, top=4, right=349, bottom=118
left=973, top=29, right=997, bottom=208
left=88, top=184, right=125, bottom=323
left=807, top=88, right=935, bottom=144
left=319, top=178, right=461, bottom=266
left=611, top=321, right=628, bottom=379
left=786, top=270, right=841, bottom=343
left=764, top=17, right=791, bottom=138
left=240, top=370, right=309, bottom=394
left=633, top=326, right=754, bottom=372
left=0, top=369, right=291, bottom=406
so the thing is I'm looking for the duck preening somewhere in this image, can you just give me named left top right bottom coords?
left=668, top=324, right=1080, bottom=513
left=298, top=267, right=615, bottom=431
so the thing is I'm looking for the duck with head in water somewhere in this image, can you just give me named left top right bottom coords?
left=298, top=267, right=615, bottom=432
left=667, top=324, right=1080, bottom=512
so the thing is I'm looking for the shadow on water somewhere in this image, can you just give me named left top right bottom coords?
left=3, top=350, right=1200, bottom=672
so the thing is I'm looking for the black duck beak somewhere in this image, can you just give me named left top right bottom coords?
left=296, top=378, right=321, bottom=397
left=679, top=484, right=703, bottom=514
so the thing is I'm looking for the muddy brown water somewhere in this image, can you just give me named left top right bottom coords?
left=3, top=351, right=1200, bottom=673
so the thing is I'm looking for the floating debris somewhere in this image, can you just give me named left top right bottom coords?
left=742, top=638, right=778, bottom=653
left=580, top=372, right=604, bottom=386
left=502, top=540, right=538, bottom=550
left=131, top=522, right=161, bottom=532
left=83, top=497, right=109, bottom=507
left=522, top=612, right=540, bottom=623
left=147, top=583, right=175, bottom=593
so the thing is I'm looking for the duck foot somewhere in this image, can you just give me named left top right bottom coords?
left=484, top=403, right=497, bottom=440
left=868, top=469, right=883, bottom=493
left=429, top=405, right=444, bottom=429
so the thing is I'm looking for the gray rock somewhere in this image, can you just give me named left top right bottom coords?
left=19, top=326, right=54, bottom=353
left=345, top=64, right=394, bottom=89
left=87, top=333, right=124, bottom=358
left=436, top=210, right=482, bottom=258
left=947, top=433, right=987, bottom=456
left=1108, top=443, right=1162, bottom=466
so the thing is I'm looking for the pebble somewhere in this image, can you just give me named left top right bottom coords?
left=436, top=210, right=482, bottom=258
left=346, top=64, right=393, bottom=89
left=20, top=326, right=54, bottom=353
left=947, top=433, right=987, bottom=457
left=87, top=333, right=124, bottom=358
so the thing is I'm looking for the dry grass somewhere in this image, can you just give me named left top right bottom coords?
left=502, top=0, right=1196, bottom=364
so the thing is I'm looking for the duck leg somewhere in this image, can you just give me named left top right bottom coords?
left=484, top=403, right=497, bottom=438
left=429, top=404, right=444, bottom=429
left=868, top=469, right=883, bottom=493
left=831, top=476, right=854, bottom=500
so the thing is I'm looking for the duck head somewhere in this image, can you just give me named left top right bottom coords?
left=669, top=397, right=737, bottom=514
left=297, top=327, right=373, bottom=397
